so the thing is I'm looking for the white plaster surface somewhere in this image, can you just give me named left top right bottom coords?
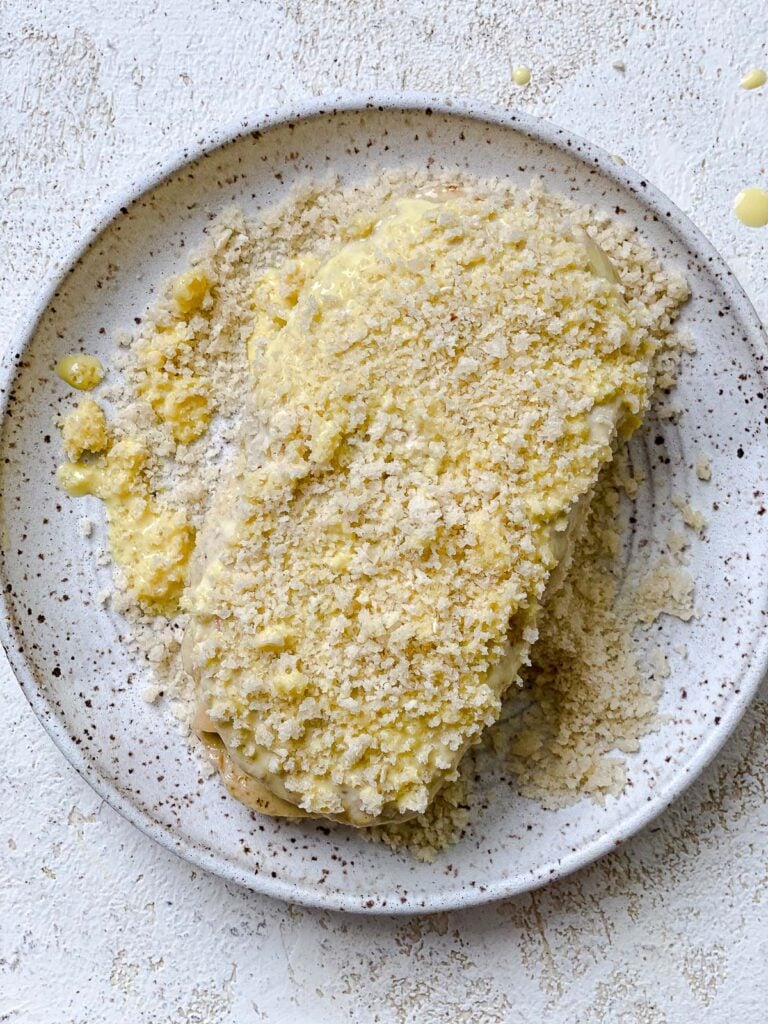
left=1, top=1, right=767, bottom=1020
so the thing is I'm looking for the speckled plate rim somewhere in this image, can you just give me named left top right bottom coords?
left=2, top=91, right=767, bottom=915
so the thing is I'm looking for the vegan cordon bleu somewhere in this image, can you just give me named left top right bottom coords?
left=56, top=173, right=688, bottom=834
left=180, top=190, right=675, bottom=826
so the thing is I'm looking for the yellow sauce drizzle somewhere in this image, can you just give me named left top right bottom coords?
left=740, top=68, right=767, bottom=90
left=57, top=439, right=194, bottom=613
left=734, top=187, right=768, bottom=228
left=56, top=354, right=104, bottom=390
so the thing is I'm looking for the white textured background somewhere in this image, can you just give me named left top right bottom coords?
left=2, top=2, right=767, bottom=1021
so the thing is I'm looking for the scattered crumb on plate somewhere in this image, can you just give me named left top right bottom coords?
left=672, top=493, right=708, bottom=534
left=696, top=452, right=712, bottom=481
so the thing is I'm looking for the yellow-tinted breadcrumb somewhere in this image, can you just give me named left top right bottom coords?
left=183, top=188, right=688, bottom=826
left=172, top=268, right=211, bottom=315
left=61, top=398, right=109, bottom=460
left=369, top=777, right=471, bottom=861
left=134, top=325, right=212, bottom=444
left=133, top=267, right=214, bottom=444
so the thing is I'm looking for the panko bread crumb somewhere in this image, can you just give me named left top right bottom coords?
left=498, top=455, right=695, bottom=809
left=695, top=452, right=712, bottom=482
left=61, top=398, right=109, bottom=460
left=370, top=453, right=695, bottom=860
left=56, top=169, right=692, bottom=856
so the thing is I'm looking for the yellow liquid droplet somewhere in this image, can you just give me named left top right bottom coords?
left=512, top=66, right=531, bottom=86
left=734, top=187, right=768, bottom=228
left=56, top=354, right=104, bottom=390
left=740, top=68, right=767, bottom=90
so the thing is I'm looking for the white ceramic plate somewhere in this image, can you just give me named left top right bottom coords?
left=2, top=95, right=767, bottom=914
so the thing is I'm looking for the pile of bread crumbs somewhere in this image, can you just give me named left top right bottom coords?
left=80, top=169, right=701, bottom=860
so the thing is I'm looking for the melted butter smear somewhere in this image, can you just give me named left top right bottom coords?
left=58, top=438, right=194, bottom=614
left=740, top=68, right=766, bottom=90
left=56, top=354, right=104, bottom=390
left=55, top=265, right=215, bottom=613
